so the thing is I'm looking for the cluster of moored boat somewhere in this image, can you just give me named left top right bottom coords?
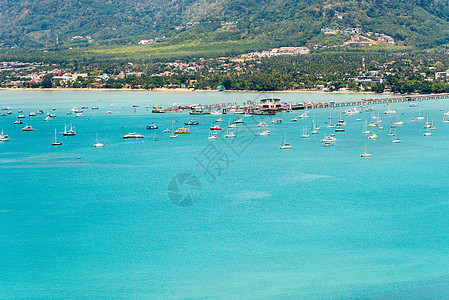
left=1, top=102, right=447, bottom=156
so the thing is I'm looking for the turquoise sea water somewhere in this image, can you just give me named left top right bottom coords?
left=1, top=90, right=449, bottom=298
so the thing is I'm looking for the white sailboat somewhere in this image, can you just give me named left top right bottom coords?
left=301, top=125, right=310, bottom=138
left=169, top=119, right=178, bottom=138
left=279, top=132, right=292, bottom=149
left=93, top=133, right=104, bottom=147
left=52, top=129, right=62, bottom=146
left=327, top=114, right=335, bottom=128
left=362, top=120, right=371, bottom=134
left=360, top=144, right=372, bottom=157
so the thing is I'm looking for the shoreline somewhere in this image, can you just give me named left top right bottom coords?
left=0, top=87, right=385, bottom=94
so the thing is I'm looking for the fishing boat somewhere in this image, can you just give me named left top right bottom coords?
left=22, top=125, right=35, bottom=131
left=184, top=120, right=199, bottom=125
left=146, top=124, right=159, bottom=130
left=279, top=132, right=292, bottom=149
left=174, top=127, right=190, bottom=134
left=360, top=144, right=372, bottom=157
left=122, top=132, right=144, bottom=139
left=52, top=129, right=62, bottom=146
left=0, top=130, right=9, bottom=141
left=62, top=124, right=77, bottom=136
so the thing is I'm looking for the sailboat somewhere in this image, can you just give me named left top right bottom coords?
left=440, top=104, right=445, bottom=111
left=208, top=131, right=218, bottom=140
left=394, top=112, right=404, bottom=125
left=93, top=133, right=104, bottom=147
left=224, top=127, right=236, bottom=138
left=416, top=107, right=425, bottom=120
left=169, top=119, right=178, bottom=138
left=301, top=125, right=310, bottom=138
left=387, top=126, right=395, bottom=136
left=443, top=115, right=449, bottom=123
left=360, top=144, right=372, bottom=157
left=0, top=130, right=9, bottom=141
left=62, top=124, right=76, bottom=136
left=362, top=121, right=371, bottom=134
left=279, top=132, right=292, bottom=149
left=310, top=119, right=319, bottom=134
left=52, top=129, right=62, bottom=146
left=327, top=114, right=335, bottom=128
left=424, top=113, right=431, bottom=128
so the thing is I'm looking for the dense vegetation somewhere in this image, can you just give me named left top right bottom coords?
left=1, top=0, right=449, bottom=53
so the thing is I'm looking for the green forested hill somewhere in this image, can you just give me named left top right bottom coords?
left=1, top=0, right=449, bottom=52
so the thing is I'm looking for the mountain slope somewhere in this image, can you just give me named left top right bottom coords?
left=1, top=0, right=449, bottom=50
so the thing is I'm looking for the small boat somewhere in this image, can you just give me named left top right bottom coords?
left=29, top=112, right=37, bottom=117
left=146, top=124, right=159, bottom=130
left=224, top=129, right=236, bottom=138
left=322, top=142, right=332, bottom=147
left=163, top=128, right=170, bottom=133
left=185, top=120, right=199, bottom=125
left=153, top=132, right=159, bottom=141
left=409, top=103, right=417, bottom=107
left=93, top=133, right=104, bottom=147
left=368, top=133, right=378, bottom=139
left=423, top=130, right=432, bottom=136
left=37, top=110, right=44, bottom=114
left=383, top=109, right=397, bottom=114
left=208, top=132, right=218, bottom=140
left=301, top=125, right=310, bottom=138
left=14, top=120, right=22, bottom=124
left=321, top=136, right=337, bottom=143
left=259, top=130, right=270, bottom=136
left=106, top=111, right=112, bottom=114
left=298, top=112, right=309, bottom=118
left=7, top=111, right=12, bottom=115
left=81, top=106, right=88, bottom=109
left=62, top=124, right=77, bottom=136
left=122, top=132, right=144, bottom=139
left=392, top=137, right=401, bottom=143
left=279, top=132, right=292, bottom=149
left=0, top=130, right=9, bottom=141
left=52, top=129, right=62, bottom=146
left=272, top=119, right=283, bottom=124
left=291, top=118, right=298, bottom=122
left=210, top=124, right=222, bottom=130
left=76, top=113, right=83, bottom=117
left=174, top=127, right=190, bottom=134
left=52, top=108, right=56, bottom=111
left=44, top=116, right=52, bottom=121
left=257, top=121, right=267, bottom=127
left=210, top=110, right=223, bottom=115
left=133, top=104, right=139, bottom=107
left=215, top=118, right=224, bottom=122
left=92, top=107, right=99, bottom=110
left=228, top=123, right=237, bottom=128
left=360, top=144, right=372, bottom=157
left=0, top=113, right=6, bottom=116
left=234, top=118, right=244, bottom=124
left=2, top=107, right=12, bottom=111
left=18, top=110, right=23, bottom=113
left=49, top=113, right=56, bottom=118
left=22, top=125, right=35, bottom=131
left=362, top=121, right=371, bottom=134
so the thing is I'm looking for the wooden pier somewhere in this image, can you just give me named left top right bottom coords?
left=297, top=93, right=449, bottom=110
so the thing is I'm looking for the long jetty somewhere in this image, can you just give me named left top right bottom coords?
left=299, top=93, right=449, bottom=110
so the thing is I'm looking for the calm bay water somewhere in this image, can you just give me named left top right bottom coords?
left=1, top=90, right=449, bottom=298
